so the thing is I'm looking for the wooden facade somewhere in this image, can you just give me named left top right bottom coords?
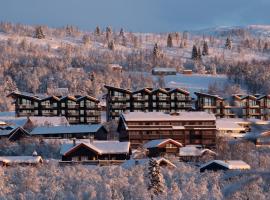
left=195, top=92, right=235, bottom=118
left=61, top=142, right=131, bottom=162
left=7, top=92, right=101, bottom=124
left=105, top=86, right=192, bottom=121
left=118, top=112, right=217, bottom=148
left=143, top=139, right=183, bottom=157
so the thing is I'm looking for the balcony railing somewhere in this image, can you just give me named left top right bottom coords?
left=176, top=96, right=192, bottom=101
left=18, top=104, right=35, bottom=109
left=111, top=96, right=128, bottom=101
left=67, top=105, right=79, bottom=109
left=112, top=104, right=126, bottom=109
left=86, top=111, right=100, bottom=116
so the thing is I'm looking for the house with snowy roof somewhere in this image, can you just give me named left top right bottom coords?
left=23, top=116, right=69, bottom=130
left=0, top=155, right=43, bottom=166
left=216, top=118, right=247, bottom=138
left=121, top=157, right=176, bottom=169
left=143, top=139, right=183, bottom=157
left=0, top=126, right=30, bottom=141
left=60, top=140, right=131, bottom=163
left=200, top=160, right=251, bottom=172
left=179, top=145, right=216, bottom=161
left=30, top=124, right=107, bottom=139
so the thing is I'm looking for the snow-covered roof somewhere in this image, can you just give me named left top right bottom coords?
left=152, top=67, right=177, bottom=73
left=28, top=116, right=69, bottom=127
left=200, top=160, right=251, bottom=170
left=179, top=146, right=216, bottom=157
left=60, top=141, right=130, bottom=155
left=216, top=119, right=246, bottom=131
left=122, top=111, right=216, bottom=122
left=0, top=156, right=43, bottom=164
left=31, top=124, right=104, bottom=135
left=143, top=139, right=183, bottom=149
left=121, top=157, right=176, bottom=169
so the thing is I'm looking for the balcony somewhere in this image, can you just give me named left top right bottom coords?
left=86, top=111, right=100, bottom=116
left=158, top=104, right=170, bottom=109
left=67, top=111, right=79, bottom=116
left=111, top=96, right=127, bottom=101
left=176, top=96, right=191, bottom=101
left=133, top=96, right=148, bottom=101
left=158, top=97, right=170, bottom=101
left=67, top=104, right=79, bottom=109
left=112, top=104, right=126, bottom=109
left=18, top=104, right=35, bottom=109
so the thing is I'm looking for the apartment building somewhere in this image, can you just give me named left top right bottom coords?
left=7, top=92, right=101, bottom=124
left=105, top=85, right=192, bottom=121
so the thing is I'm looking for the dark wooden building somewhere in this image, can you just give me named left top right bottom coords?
left=118, top=111, right=217, bottom=148
left=195, top=92, right=235, bottom=118
left=143, top=139, right=183, bottom=157
left=60, top=140, right=131, bottom=162
left=7, top=92, right=101, bottom=124
left=105, top=85, right=192, bottom=121
left=232, top=95, right=261, bottom=119
left=30, top=124, right=107, bottom=139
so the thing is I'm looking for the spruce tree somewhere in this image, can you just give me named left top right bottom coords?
left=197, top=47, right=202, bottom=60
left=191, top=45, right=198, bottom=60
left=106, top=26, right=112, bottom=41
left=225, top=37, right=232, bottom=50
left=167, top=33, right=173, bottom=47
left=148, top=159, right=164, bottom=198
left=119, top=28, right=124, bottom=37
left=108, top=40, right=115, bottom=50
left=35, top=26, right=45, bottom=39
left=202, top=41, right=209, bottom=56
left=95, top=26, right=101, bottom=36
left=263, top=42, right=268, bottom=52
left=153, top=43, right=160, bottom=58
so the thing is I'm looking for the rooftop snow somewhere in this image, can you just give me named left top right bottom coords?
left=122, top=111, right=216, bottom=122
left=0, top=156, right=43, bottom=164
left=60, top=140, right=130, bottom=155
left=143, top=139, right=182, bottom=149
left=200, top=160, right=251, bottom=170
left=121, top=157, right=176, bottom=169
left=216, top=119, right=246, bottom=131
left=28, top=116, right=69, bottom=127
left=31, top=124, right=104, bottom=135
left=179, top=146, right=216, bottom=157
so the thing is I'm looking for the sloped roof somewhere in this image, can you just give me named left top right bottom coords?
left=121, top=157, right=176, bottom=169
left=31, top=124, right=105, bottom=135
left=122, top=111, right=216, bottom=122
left=104, top=85, right=132, bottom=93
left=76, top=95, right=99, bottom=102
left=179, top=146, right=216, bottom=157
left=216, top=119, right=246, bottom=131
left=194, top=92, right=223, bottom=100
left=0, top=156, right=43, bottom=164
left=28, top=116, right=69, bottom=127
left=168, top=88, right=190, bottom=95
left=200, top=160, right=250, bottom=170
left=143, top=139, right=183, bottom=149
left=60, top=141, right=130, bottom=155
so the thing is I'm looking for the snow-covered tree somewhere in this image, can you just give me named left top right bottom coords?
left=202, top=41, right=209, bottom=56
left=225, top=37, right=232, bottom=50
left=108, top=40, right=115, bottom=51
left=95, top=26, right=101, bottom=36
left=191, top=45, right=198, bottom=60
left=167, top=34, right=173, bottom=48
left=35, top=26, right=45, bottom=39
left=148, top=159, right=164, bottom=198
left=106, top=26, right=112, bottom=41
left=119, top=28, right=124, bottom=37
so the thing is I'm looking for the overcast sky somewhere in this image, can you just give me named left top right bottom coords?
left=0, top=0, right=269, bottom=32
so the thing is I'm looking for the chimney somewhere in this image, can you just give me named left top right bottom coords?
left=89, top=135, right=94, bottom=143
left=72, top=138, right=76, bottom=146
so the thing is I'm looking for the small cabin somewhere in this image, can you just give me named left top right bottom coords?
left=60, top=140, right=131, bottom=163
left=143, top=139, right=183, bottom=157
left=200, top=160, right=251, bottom=172
left=179, top=145, right=216, bottom=162
left=30, top=124, right=107, bottom=139
left=0, top=156, right=43, bottom=166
